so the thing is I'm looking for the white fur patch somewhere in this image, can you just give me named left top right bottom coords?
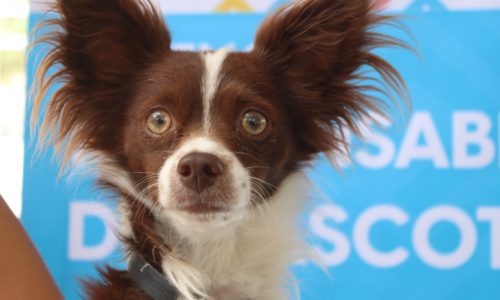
left=161, top=255, right=210, bottom=300
left=117, top=201, right=134, bottom=240
left=68, top=151, right=154, bottom=210
left=160, top=172, right=312, bottom=300
left=201, top=48, right=229, bottom=132
left=77, top=149, right=313, bottom=299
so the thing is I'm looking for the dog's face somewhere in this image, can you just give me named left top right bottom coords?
left=122, top=51, right=295, bottom=231
left=34, top=0, right=405, bottom=235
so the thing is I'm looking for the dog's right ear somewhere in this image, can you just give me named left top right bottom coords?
left=32, top=0, right=171, bottom=164
left=47, top=0, right=171, bottom=83
left=252, top=0, right=408, bottom=160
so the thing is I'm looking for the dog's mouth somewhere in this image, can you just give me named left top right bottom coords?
left=163, top=195, right=243, bottom=233
left=176, top=201, right=229, bottom=214
left=171, top=190, right=235, bottom=215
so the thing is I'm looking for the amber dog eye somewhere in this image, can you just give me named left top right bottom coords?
left=147, top=110, right=171, bottom=135
left=242, top=110, right=267, bottom=135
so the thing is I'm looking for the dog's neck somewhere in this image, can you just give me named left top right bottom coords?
left=120, top=172, right=311, bottom=300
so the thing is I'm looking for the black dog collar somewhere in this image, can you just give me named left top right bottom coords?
left=128, top=254, right=178, bottom=300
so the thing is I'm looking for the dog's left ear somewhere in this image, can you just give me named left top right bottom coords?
left=32, top=0, right=171, bottom=165
left=253, top=0, right=407, bottom=159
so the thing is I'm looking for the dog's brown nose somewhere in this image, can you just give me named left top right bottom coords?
left=177, top=152, right=225, bottom=192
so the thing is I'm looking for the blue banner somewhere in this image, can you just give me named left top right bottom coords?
left=24, top=1, right=500, bottom=299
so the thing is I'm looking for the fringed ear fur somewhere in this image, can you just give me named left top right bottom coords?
left=31, top=0, right=171, bottom=167
left=252, top=0, right=410, bottom=160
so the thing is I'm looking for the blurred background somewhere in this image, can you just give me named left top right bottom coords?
left=2, top=0, right=500, bottom=299
left=0, top=0, right=28, bottom=217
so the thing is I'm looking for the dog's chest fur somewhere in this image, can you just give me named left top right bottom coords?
left=150, top=174, right=308, bottom=300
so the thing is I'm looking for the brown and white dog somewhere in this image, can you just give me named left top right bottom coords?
left=32, top=0, right=407, bottom=299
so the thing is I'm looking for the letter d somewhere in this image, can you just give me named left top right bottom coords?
left=68, top=201, right=118, bottom=261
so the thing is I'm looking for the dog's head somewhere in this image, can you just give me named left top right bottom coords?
left=32, top=0, right=406, bottom=236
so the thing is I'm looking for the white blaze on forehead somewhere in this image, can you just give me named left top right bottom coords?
left=201, top=48, right=230, bottom=132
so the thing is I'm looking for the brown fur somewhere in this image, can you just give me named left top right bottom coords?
left=31, top=0, right=171, bottom=166
left=253, top=0, right=409, bottom=159
left=31, top=0, right=408, bottom=299
left=83, top=197, right=171, bottom=299
left=83, top=267, right=149, bottom=300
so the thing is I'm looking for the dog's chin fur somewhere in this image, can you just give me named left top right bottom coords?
left=104, top=154, right=310, bottom=300
left=88, top=150, right=310, bottom=299
left=31, top=0, right=408, bottom=299
left=159, top=173, right=311, bottom=300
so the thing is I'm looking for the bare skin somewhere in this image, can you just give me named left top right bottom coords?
left=0, top=195, right=63, bottom=300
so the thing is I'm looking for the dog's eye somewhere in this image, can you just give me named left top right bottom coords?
left=242, top=110, right=267, bottom=135
left=146, top=110, right=171, bottom=135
